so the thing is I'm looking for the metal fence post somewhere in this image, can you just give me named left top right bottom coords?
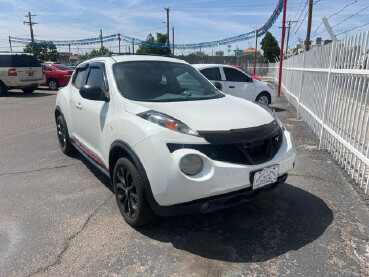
left=319, top=41, right=337, bottom=150
left=297, top=53, right=306, bottom=119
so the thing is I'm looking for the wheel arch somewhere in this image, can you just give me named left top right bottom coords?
left=109, top=140, right=160, bottom=212
left=256, top=91, right=271, bottom=104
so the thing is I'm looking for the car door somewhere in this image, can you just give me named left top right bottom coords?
left=69, top=65, right=88, bottom=141
left=222, top=67, right=256, bottom=101
left=199, top=66, right=226, bottom=92
left=41, top=64, right=53, bottom=84
left=78, top=62, right=112, bottom=163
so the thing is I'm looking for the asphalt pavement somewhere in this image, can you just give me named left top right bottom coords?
left=0, top=88, right=369, bottom=276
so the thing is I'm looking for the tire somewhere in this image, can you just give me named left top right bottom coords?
left=48, top=79, right=58, bottom=90
left=56, top=115, right=76, bottom=155
left=22, top=87, right=36, bottom=94
left=256, top=92, right=271, bottom=105
left=0, top=82, right=8, bottom=97
left=113, top=157, right=156, bottom=227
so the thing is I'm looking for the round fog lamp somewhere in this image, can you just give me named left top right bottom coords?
left=179, top=154, right=204, bottom=176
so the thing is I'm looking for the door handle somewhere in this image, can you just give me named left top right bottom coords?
left=229, top=86, right=235, bottom=88
left=76, top=102, right=82, bottom=110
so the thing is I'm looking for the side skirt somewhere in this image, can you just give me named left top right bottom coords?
left=70, top=138, right=110, bottom=178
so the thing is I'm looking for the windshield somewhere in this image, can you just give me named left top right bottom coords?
left=113, top=61, right=221, bottom=102
left=54, top=64, right=73, bottom=71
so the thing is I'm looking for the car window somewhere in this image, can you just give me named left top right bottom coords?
left=73, top=68, right=87, bottom=89
left=113, top=61, right=220, bottom=102
left=200, top=67, right=222, bottom=81
left=42, top=65, right=53, bottom=71
left=11, top=55, right=41, bottom=67
left=54, top=64, right=73, bottom=71
left=223, top=67, right=249, bottom=82
left=0, top=55, right=11, bottom=67
left=86, top=67, right=105, bottom=90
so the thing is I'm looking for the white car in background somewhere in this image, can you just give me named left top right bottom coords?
left=193, top=64, right=275, bottom=105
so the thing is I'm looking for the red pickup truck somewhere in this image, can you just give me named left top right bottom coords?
left=41, top=63, right=73, bottom=90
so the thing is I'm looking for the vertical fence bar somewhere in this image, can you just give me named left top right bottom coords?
left=297, top=53, right=306, bottom=119
left=319, top=42, right=337, bottom=149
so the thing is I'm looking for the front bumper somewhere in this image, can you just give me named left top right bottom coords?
left=133, top=129, right=296, bottom=207
left=152, top=174, right=287, bottom=217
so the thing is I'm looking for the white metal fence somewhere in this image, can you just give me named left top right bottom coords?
left=269, top=31, right=369, bottom=193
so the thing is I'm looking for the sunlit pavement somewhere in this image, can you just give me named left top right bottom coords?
left=0, top=89, right=368, bottom=276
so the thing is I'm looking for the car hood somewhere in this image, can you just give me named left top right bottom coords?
left=124, top=95, right=275, bottom=131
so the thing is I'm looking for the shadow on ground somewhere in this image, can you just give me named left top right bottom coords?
left=5, top=90, right=55, bottom=97
left=136, top=183, right=333, bottom=263
left=71, top=150, right=333, bottom=263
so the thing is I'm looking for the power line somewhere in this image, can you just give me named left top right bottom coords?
left=291, top=0, right=308, bottom=34
left=311, top=0, right=358, bottom=37
left=331, top=5, right=369, bottom=28
left=336, top=22, right=369, bottom=36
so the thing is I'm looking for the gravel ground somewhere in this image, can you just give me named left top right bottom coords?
left=0, top=88, right=368, bottom=276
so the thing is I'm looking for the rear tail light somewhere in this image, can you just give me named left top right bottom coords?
left=8, top=68, right=17, bottom=76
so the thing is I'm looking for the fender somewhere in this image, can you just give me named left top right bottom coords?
left=109, top=140, right=164, bottom=214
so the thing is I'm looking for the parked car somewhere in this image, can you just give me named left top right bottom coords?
left=230, top=65, right=262, bottom=81
left=193, top=64, right=275, bottom=105
left=55, top=55, right=296, bottom=226
left=41, top=63, right=73, bottom=90
left=0, top=53, right=45, bottom=96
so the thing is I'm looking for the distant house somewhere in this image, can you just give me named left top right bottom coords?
left=243, top=46, right=261, bottom=56
left=69, top=55, right=80, bottom=66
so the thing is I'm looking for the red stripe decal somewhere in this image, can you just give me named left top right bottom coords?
left=71, top=138, right=108, bottom=170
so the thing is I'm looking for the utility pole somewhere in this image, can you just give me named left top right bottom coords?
left=100, top=29, right=103, bottom=47
left=132, top=39, right=134, bottom=54
left=164, top=7, right=170, bottom=46
left=277, top=0, right=287, bottom=97
left=24, top=12, right=37, bottom=43
left=322, top=17, right=338, bottom=42
left=9, top=36, right=12, bottom=53
left=280, top=20, right=298, bottom=56
left=172, top=26, right=174, bottom=55
left=118, top=33, right=121, bottom=54
left=305, top=0, right=313, bottom=51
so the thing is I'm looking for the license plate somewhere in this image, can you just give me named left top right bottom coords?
left=252, top=165, right=279, bottom=190
left=28, top=72, right=34, bottom=76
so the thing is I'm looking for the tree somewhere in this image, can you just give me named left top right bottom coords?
left=136, top=33, right=171, bottom=56
left=79, top=46, right=110, bottom=60
left=260, top=32, right=280, bottom=63
left=23, top=42, right=59, bottom=62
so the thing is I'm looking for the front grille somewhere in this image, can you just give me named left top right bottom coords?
left=167, top=128, right=283, bottom=165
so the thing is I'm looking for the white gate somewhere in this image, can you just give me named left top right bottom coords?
left=269, top=31, right=369, bottom=193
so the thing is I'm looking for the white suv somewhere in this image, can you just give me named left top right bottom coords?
left=0, top=53, right=45, bottom=96
left=55, top=55, right=296, bottom=226
left=193, top=64, right=276, bottom=105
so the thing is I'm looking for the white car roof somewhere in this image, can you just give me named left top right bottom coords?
left=192, top=64, right=237, bottom=70
left=79, top=55, right=189, bottom=66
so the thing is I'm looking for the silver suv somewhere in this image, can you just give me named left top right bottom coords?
left=0, top=53, right=45, bottom=96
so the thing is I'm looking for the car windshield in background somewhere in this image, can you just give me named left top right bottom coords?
left=54, top=64, right=73, bottom=70
left=113, top=61, right=221, bottom=102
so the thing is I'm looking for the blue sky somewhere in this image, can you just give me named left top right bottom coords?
left=0, top=0, right=368, bottom=55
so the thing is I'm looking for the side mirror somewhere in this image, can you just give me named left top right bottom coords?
left=79, top=84, right=109, bottom=102
left=214, top=82, right=223, bottom=91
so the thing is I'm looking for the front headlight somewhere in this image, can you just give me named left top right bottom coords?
left=137, top=110, right=199, bottom=136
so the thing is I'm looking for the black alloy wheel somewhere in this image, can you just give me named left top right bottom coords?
left=56, top=115, right=75, bottom=155
left=116, top=165, right=139, bottom=219
left=113, top=157, right=156, bottom=226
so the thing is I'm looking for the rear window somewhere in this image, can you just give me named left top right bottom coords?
left=0, top=55, right=41, bottom=67
left=54, top=64, right=73, bottom=71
